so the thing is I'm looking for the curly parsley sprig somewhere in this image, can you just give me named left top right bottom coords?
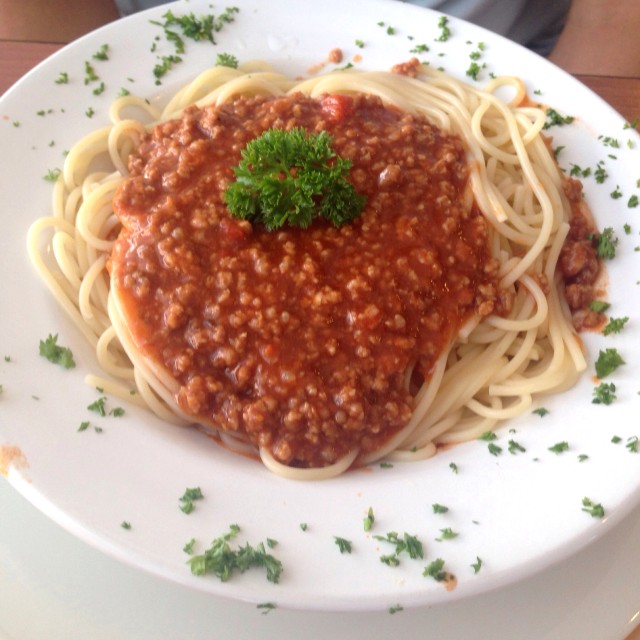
left=224, top=127, right=366, bottom=230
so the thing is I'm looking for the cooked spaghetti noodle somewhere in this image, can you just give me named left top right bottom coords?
left=27, top=60, right=593, bottom=480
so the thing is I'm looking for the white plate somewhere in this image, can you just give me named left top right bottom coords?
left=1, top=0, right=640, bottom=613
left=2, top=479, right=640, bottom=640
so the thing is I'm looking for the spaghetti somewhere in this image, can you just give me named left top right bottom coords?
left=27, top=61, right=595, bottom=480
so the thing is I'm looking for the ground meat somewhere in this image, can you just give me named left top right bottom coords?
left=109, top=92, right=507, bottom=468
left=558, top=176, right=606, bottom=331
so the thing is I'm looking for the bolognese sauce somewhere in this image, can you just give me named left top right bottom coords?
left=109, top=92, right=511, bottom=468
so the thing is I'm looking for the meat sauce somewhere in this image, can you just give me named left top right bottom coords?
left=110, top=92, right=512, bottom=468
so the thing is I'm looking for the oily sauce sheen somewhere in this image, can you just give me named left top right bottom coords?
left=110, top=92, right=508, bottom=468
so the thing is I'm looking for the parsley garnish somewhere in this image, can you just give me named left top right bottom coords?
left=38, top=334, right=75, bottom=368
left=581, top=497, right=605, bottom=519
left=508, top=439, right=526, bottom=454
left=83, top=61, right=99, bottom=85
left=592, top=382, right=617, bottom=405
left=436, top=528, right=458, bottom=541
left=389, top=604, right=403, bottom=614
left=43, top=168, right=62, bottom=182
left=595, top=348, right=625, bottom=378
left=589, top=300, right=610, bottom=313
left=121, top=521, right=132, bottom=530
left=548, top=441, right=570, bottom=454
left=183, top=538, right=196, bottom=554
left=179, top=486, right=204, bottom=513
left=54, top=72, right=69, bottom=85
left=374, top=532, right=424, bottom=562
left=224, top=128, right=365, bottom=230
left=543, top=108, right=574, bottom=130
left=153, top=54, right=182, bottom=82
left=87, top=396, right=107, bottom=416
left=334, top=537, right=353, bottom=554
left=423, top=558, right=450, bottom=581
left=432, top=503, right=449, bottom=514
left=629, top=194, right=639, bottom=208
left=92, top=44, right=109, bottom=61
left=188, top=525, right=283, bottom=583
left=257, top=602, right=276, bottom=615
left=603, top=316, right=629, bottom=336
left=363, top=507, right=375, bottom=531
left=471, top=556, right=483, bottom=574
left=215, top=52, right=239, bottom=68
left=436, top=16, right=451, bottom=41
left=627, top=436, right=639, bottom=453
left=595, top=227, right=618, bottom=259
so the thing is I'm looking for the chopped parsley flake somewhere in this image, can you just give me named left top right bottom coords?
left=120, top=521, right=132, bottom=530
left=595, top=227, right=618, bottom=259
left=603, top=316, right=629, bottom=336
left=629, top=194, right=639, bottom=208
left=334, top=536, right=353, bottom=554
left=508, top=439, right=526, bottom=454
left=87, top=396, right=107, bottom=416
left=436, top=16, right=451, bottom=42
left=38, top=334, right=75, bottom=368
left=548, top=441, right=570, bottom=454
left=83, top=61, right=99, bottom=84
left=487, top=442, right=502, bottom=456
left=389, top=604, right=404, bottom=614
left=179, top=486, right=204, bottom=513
left=183, top=538, right=196, bottom=554
left=432, top=503, right=449, bottom=514
left=215, top=52, right=239, bottom=68
left=363, top=507, right=375, bottom=531
left=471, top=556, right=483, bottom=574
left=449, top=462, right=458, bottom=474
left=54, top=72, right=69, bottom=84
left=375, top=532, right=424, bottom=565
left=257, top=602, right=276, bottom=615
left=43, top=168, right=62, bottom=182
left=436, top=528, right=458, bottom=541
left=589, top=300, right=610, bottom=313
left=595, top=348, right=625, bottom=378
left=423, top=558, right=449, bottom=581
left=188, top=525, right=283, bottom=583
left=92, top=44, right=110, bottom=61
left=592, top=382, right=617, bottom=405
left=531, top=407, right=549, bottom=418
left=581, top=497, right=605, bottom=519
left=627, top=436, right=639, bottom=453
left=543, top=108, right=574, bottom=130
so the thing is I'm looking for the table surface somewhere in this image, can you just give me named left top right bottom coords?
left=2, top=30, right=640, bottom=640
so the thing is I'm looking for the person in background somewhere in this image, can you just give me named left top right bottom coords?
left=113, top=0, right=640, bottom=77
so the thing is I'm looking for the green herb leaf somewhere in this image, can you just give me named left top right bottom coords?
left=334, top=536, right=353, bottom=554
left=38, top=334, right=75, bottom=368
left=582, top=497, right=605, bottom=519
left=224, top=127, right=365, bottom=230
left=595, top=348, right=625, bottom=378
left=363, top=507, right=375, bottom=532
left=188, top=525, right=283, bottom=583
left=592, top=382, right=617, bottom=405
